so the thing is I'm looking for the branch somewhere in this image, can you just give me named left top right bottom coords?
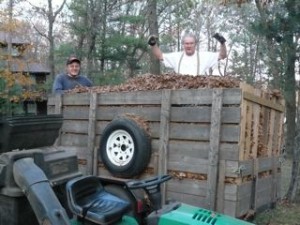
left=53, top=0, right=67, bottom=20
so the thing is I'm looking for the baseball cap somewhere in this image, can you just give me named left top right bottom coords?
left=66, top=56, right=81, bottom=65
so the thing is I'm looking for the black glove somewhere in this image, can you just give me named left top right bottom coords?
left=148, top=35, right=158, bottom=46
left=213, top=33, right=226, bottom=44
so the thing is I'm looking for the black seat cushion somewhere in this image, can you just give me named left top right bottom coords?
left=66, top=176, right=130, bottom=225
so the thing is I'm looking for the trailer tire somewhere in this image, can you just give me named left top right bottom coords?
left=99, top=117, right=151, bottom=178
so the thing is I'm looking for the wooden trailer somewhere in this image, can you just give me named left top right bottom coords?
left=48, top=80, right=284, bottom=218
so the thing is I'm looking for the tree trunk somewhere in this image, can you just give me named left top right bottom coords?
left=284, top=25, right=298, bottom=203
left=47, top=0, right=67, bottom=79
left=147, top=0, right=160, bottom=75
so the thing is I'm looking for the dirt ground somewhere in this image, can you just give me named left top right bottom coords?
left=253, top=158, right=300, bottom=225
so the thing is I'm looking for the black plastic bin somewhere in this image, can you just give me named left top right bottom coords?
left=0, top=114, right=63, bottom=153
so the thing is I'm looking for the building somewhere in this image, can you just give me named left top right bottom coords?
left=0, top=31, right=50, bottom=114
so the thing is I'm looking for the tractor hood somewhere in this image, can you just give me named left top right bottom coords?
left=158, top=203, right=254, bottom=225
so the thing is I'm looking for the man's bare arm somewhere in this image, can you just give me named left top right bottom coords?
left=148, top=35, right=163, bottom=61
left=213, top=33, right=227, bottom=60
left=151, top=44, right=164, bottom=61
left=219, top=43, right=227, bottom=60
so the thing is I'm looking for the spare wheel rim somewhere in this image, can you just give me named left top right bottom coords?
left=106, top=129, right=135, bottom=166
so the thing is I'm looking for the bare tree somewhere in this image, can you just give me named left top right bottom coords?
left=27, top=0, right=67, bottom=79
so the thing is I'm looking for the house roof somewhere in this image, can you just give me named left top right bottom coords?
left=8, top=60, right=50, bottom=74
left=0, top=59, right=50, bottom=74
left=0, top=31, right=30, bottom=45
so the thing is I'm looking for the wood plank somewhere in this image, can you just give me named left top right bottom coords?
left=225, top=160, right=253, bottom=177
left=61, top=135, right=239, bottom=164
left=244, top=101, right=253, bottom=159
left=97, top=90, right=163, bottom=105
left=49, top=88, right=243, bottom=106
left=158, top=90, right=171, bottom=203
left=239, top=98, right=248, bottom=160
left=62, top=105, right=241, bottom=124
left=223, top=181, right=252, bottom=217
left=267, top=109, right=275, bottom=157
left=217, top=160, right=226, bottom=213
left=275, top=112, right=285, bottom=155
left=153, top=140, right=239, bottom=161
left=47, top=94, right=57, bottom=105
left=171, top=89, right=242, bottom=105
left=257, top=157, right=276, bottom=173
left=63, top=93, right=91, bottom=105
left=256, top=176, right=273, bottom=208
left=62, top=120, right=240, bottom=143
left=168, top=157, right=209, bottom=174
left=54, top=94, right=62, bottom=114
left=243, top=91, right=284, bottom=112
left=62, top=120, right=89, bottom=134
left=155, top=123, right=240, bottom=142
left=224, top=197, right=251, bottom=218
left=207, top=89, right=223, bottom=210
left=87, top=92, right=97, bottom=175
left=224, top=181, right=252, bottom=201
left=251, top=98, right=261, bottom=159
left=167, top=179, right=207, bottom=196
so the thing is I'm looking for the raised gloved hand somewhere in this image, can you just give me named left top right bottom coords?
left=213, top=33, right=226, bottom=44
left=148, top=35, right=158, bottom=46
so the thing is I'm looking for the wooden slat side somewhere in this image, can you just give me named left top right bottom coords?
left=168, top=157, right=209, bottom=174
left=167, top=179, right=207, bottom=196
left=225, top=160, right=253, bottom=177
left=245, top=101, right=253, bottom=160
left=255, top=176, right=273, bottom=208
left=62, top=105, right=241, bottom=123
left=217, top=160, right=226, bottom=213
left=243, top=92, right=284, bottom=112
left=250, top=90, right=261, bottom=159
left=87, top=93, right=97, bottom=175
left=97, top=90, right=162, bottom=105
left=61, top=120, right=240, bottom=143
left=63, top=93, right=91, bottom=105
left=239, top=98, right=247, bottom=160
left=257, top=157, right=277, bottom=173
left=159, top=140, right=239, bottom=161
left=158, top=90, right=171, bottom=203
left=207, top=89, right=223, bottom=210
left=171, top=89, right=242, bottom=105
left=54, top=94, right=62, bottom=114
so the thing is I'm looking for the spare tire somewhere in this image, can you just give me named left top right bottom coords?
left=99, top=117, right=151, bottom=178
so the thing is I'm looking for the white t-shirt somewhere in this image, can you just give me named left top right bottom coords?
left=162, top=51, right=219, bottom=76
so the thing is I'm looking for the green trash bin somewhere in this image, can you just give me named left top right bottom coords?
left=0, top=114, right=63, bottom=153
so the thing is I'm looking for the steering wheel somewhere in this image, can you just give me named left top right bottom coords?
left=126, top=175, right=172, bottom=211
left=126, top=174, right=172, bottom=190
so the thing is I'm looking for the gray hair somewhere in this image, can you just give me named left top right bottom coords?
left=181, top=33, right=198, bottom=44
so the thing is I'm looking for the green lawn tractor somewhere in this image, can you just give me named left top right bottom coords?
left=0, top=115, right=255, bottom=225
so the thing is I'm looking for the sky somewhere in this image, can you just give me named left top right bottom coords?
left=0, top=0, right=70, bottom=14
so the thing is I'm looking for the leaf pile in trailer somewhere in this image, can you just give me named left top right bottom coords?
left=67, top=73, right=242, bottom=94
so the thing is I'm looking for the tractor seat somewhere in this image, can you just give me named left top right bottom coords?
left=66, top=176, right=130, bottom=225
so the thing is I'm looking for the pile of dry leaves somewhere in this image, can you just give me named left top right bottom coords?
left=66, top=73, right=242, bottom=94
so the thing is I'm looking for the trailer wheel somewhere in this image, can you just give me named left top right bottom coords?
left=99, top=117, right=151, bottom=178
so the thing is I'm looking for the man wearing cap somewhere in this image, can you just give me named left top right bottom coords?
left=52, top=56, right=93, bottom=94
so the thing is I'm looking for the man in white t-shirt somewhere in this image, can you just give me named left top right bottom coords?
left=148, top=33, right=227, bottom=76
